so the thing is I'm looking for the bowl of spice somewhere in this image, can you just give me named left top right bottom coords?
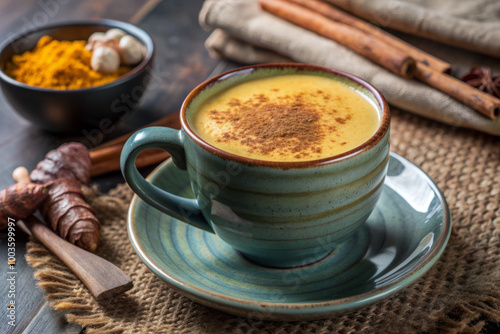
left=0, top=20, right=154, bottom=133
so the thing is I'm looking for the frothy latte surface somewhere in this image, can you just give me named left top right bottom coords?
left=190, top=74, right=380, bottom=162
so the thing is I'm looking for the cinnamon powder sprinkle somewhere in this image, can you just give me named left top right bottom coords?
left=194, top=75, right=381, bottom=161
left=209, top=92, right=348, bottom=158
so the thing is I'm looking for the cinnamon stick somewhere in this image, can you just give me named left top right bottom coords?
left=91, top=112, right=181, bottom=150
left=90, top=145, right=122, bottom=165
left=89, top=112, right=181, bottom=176
left=259, top=0, right=416, bottom=78
left=287, top=0, right=450, bottom=73
left=91, top=150, right=170, bottom=177
left=415, top=63, right=500, bottom=119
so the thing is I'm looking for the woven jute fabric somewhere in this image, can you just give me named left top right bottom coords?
left=25, top=109, right=500, bottom=333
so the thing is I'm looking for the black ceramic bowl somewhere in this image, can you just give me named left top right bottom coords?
left=0, top=20, right=154, bottom=134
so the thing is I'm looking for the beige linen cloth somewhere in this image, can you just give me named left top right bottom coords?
left=325, top=0, right=500, bottom=57
left=199, top=0, right=500, bottom=136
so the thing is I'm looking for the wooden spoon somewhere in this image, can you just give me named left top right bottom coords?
left=22, top=216, right=133, bottom=301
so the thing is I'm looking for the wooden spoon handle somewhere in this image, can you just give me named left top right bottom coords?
left=23, top=216, right=133, bottom=300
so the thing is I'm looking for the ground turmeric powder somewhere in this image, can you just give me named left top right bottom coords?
left=4, top=35, right=130, bottom=89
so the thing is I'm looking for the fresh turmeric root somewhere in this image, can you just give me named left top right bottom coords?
left=0, top=182, right=48, bottom=229
left=30, top=142, right=101, bottom=252
left=1, top=143, right=101, bottom=252
left=30, top=142, right=92, bottom=185
left=40, top=178, right=100, bottom=251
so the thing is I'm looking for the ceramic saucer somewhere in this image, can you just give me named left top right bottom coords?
left=128, top=152, right=451, bottom=321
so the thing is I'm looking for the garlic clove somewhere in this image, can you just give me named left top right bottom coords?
left=88, top=37, right=120, bottom=54
left=102, top=38, right=120, bottom=53
left=86, top=32, right=106, bottom=51
left=118, top=35, right=145, bottom=65
left=88, top=32, right=106, bottom=42
left=105, top=28, right=127, bottom=41
left=91, top=46, right=120, bottom=74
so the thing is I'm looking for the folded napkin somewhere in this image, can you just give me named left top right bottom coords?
left=200, top=0, right=500, bottom=136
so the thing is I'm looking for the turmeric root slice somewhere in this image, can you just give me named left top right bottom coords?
left=0, top=182, right=48, bottom=229
left=30, top=142, right=92, bottom=185
left=39, top=178, right=100, bottom=252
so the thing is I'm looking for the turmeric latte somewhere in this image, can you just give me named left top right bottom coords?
left=4, top=36, right=130, bottom=89
left=191, top=74, right=380, bottom=162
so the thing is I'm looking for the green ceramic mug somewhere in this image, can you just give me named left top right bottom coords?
left=121, top=63, right=390, bottom=268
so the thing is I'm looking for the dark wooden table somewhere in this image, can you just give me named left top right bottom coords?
left=0, top=1, right=498, bottom=333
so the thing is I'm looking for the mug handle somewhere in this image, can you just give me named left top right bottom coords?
left=120, top=126, right=214, bottom=233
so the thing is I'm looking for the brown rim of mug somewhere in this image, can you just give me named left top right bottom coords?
left=180, top=63, right=390, bottom=169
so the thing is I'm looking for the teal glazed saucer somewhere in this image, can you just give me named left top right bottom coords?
left=127, top=152, right=451, bottom=321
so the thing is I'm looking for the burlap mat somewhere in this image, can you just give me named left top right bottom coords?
left=24, top=109, right=500, bottom=334
left=200, top=0, right=500, bottom=136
